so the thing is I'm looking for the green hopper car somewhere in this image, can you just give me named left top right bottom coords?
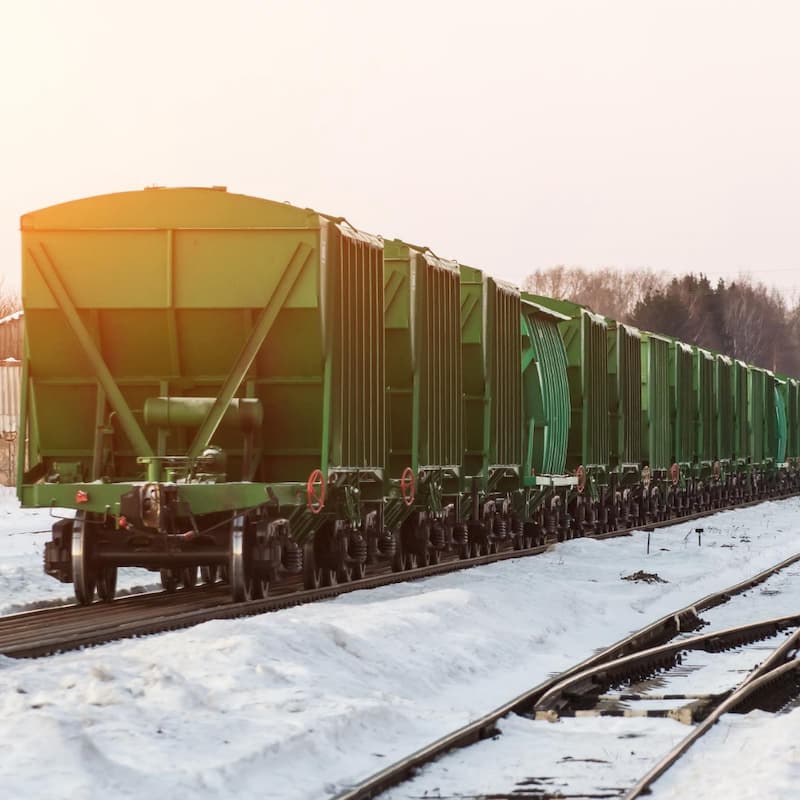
left=18, top=187, right=800, bottom=605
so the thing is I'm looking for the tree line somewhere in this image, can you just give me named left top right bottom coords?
left=524, top=266, right=800, bottom=375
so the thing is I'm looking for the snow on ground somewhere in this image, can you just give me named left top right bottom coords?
left=1, top=498, right=800, bottom=799
left=0, top=488, right=157, bottom=613
left=649, top=709, right=800, bottom=800
left=385, top=553, right=800, bottom=799
left=384, top=713, right=690, bottom=799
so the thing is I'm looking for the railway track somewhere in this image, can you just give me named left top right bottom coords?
left=527, top=616, right=800, bottom=800
left=621, top=622, right=800, bottom=798
left=0, top=541, right=547, bottom=658
left=330, top=548, right=800, bottom=800
left=0, top=493, right=795, bottom=659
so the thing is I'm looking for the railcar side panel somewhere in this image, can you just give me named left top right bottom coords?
left=670, top=341, right=694, bottom=465
left=715, top=355, right=734, bottom=463
left=748, top=367, right=767, bottom=465
left=459, top=267, right=523, bottom=480
left=694, top=348, right=715, bottom=463
left=383, top=241, right=461, bottom=478
left=774, top=377, right=788, bottom=464
left=764, top=370, right=786, bottom=463
left=608, top=322, right=641, bottom=468
left=641, top=333, right=671, bottom=470
left=787, top=378, right=800, bottom=459
left=520, top=300, right=570, bottom=476
left=20, top=188, right=386, bottom=504
left=734, top=359, right=749, bottom=461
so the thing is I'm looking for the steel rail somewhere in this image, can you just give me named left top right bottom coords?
left=533, top=613, right=800, bottom=716
left=624, top=626, right=800, bottom=799
left=328, top=549, right=800, bottom=800
left=1, top=492, right=795, bottom=659
left=0, top=542, right=548, bottom=658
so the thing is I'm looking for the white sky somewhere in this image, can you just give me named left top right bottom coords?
left=1, top=0, right=799, bottom=297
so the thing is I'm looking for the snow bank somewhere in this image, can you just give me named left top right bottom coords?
left=0, top=498, right=799, bottom=798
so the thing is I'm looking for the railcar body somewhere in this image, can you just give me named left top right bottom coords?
left=18, top=186, right=800, bottom=604
left=716, top=355, right=734, bottom=464
left=22, top=188, right=391, bottom=601
left=519, top=297, right=570, bottom=477
left=640, top=332, right=671, bottom=473
left=784, top=377, right=800, bottom=462
left=518, top=297, right=575, bottom=539
left=382, top=239, right=462, bottom=566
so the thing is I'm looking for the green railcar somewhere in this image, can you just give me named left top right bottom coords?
left=694, top=347, right=716, bottom=464
left=765, top=371, right=781, bottom=464
left=608, top=322, right=642, bottom=470
left=774, top=376, right=788, bottom=464
left=786, top=378, right=800, bottom=460
left=21, top=186, right=800, bottom=608
left=383, top=241, right=462, bottom=519
left=670, top=341, right=695, bottom=466
left=715, top=355, right=734, bottom=463
left=748, top=367, right=768, bottom=464
left=21, top=188, right=387, bottom=602
left=527, top=296, right=609, bottom=479
left=734, top=359, right=749, bottom=461
left=459, top=266, right=523, bottom=488
left=520, top=298, right=570, bottom=477
left=640, top=332, right=671, bottom=471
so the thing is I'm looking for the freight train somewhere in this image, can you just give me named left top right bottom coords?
left=17, top=187, right=799, bottom=605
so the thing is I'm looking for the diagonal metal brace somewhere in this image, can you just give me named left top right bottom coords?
left=187, top=241, right=313, bottom=460
left=29, top=244, right=155, bottom=459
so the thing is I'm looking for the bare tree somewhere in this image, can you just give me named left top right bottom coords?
left=523, top=266, right=666, bottom=323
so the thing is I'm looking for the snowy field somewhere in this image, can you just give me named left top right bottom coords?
left=1, top=494, right=800, bottom=799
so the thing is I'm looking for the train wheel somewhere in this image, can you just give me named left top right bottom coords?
left=391, top=532, right=406, bottom=572
left=230, top=514, right=267, bottom=601
left=160, top=569, right=180, bottom=593
left=523, top=521, right=538, bottom=548
left=415, top=540, right=431, bottom=567
left=403, top=545, right=419, bottom=570
left=199, top=565, right=218, bottom=585
left=414, top=521, right=433, bottom=567
left=182, top=567, right=198, bottom=589
left=303, top=542, right=324, bottom=589
left=322, top=567, right=338, bottom=587
left=336, top=560, right=353, bottom=583
left=573, top=498, right=586, bottom=537
left=96, top=566, right=117, bottom=603
left=72, top=511, right=96, bottom=606
left=334, top=534, right=352, bottom=583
